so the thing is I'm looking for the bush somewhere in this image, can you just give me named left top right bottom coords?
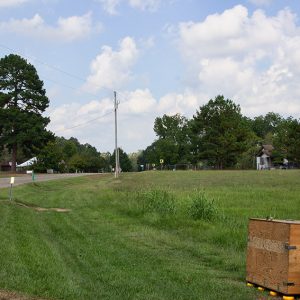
left=188, top=190, right=217, bottom=221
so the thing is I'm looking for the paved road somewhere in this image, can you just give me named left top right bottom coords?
left=0, top=173, right=96, bottom=189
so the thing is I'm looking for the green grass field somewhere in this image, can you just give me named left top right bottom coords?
left=0, top=170, right=299, bottom=300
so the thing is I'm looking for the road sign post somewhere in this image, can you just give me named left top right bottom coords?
left=160, top=159, right=164, bottom=170
left=9, top=177, right=14, bottom=201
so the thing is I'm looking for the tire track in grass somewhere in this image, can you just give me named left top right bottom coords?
left=45, top=209, right=124, bottom=299
left=0, top=202, right=83, bottom=299
left=0, top=205, right=47, bottom=296
left=36, top=212, right=88, bottom=300
left=34, top=204, right=122, bottom=299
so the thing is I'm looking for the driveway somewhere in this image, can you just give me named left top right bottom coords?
left=0, top=173, right=96, bottom=189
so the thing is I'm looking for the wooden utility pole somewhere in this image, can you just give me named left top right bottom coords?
left=114, top=91, right=120, bottom=178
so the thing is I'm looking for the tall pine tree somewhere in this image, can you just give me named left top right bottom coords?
left=0, top=54, right=52, bottom=171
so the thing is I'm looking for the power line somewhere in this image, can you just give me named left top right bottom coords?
left=0, top=44, right=135, bottom=103
left=0, top=44, right=138, bottom=137
left=41, top=75, right=100, bottom=98
left=0, top=44, right=84, bottom=81
left=49, top=92, right=133, bottom=133
left=0, top=43, right=112, bottom=93
left=54, top=109, right=114, bottom=133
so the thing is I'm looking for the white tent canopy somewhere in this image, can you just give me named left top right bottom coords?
left=17, top=157, right=37, bottom=168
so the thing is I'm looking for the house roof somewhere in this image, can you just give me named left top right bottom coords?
left=257, top=144, right=274, bottom=157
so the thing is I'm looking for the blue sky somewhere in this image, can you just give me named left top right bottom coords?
left=0, top=0, right=300, bottom=153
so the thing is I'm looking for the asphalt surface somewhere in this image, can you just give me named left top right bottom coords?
left=0, top=173, right=96, bottom=189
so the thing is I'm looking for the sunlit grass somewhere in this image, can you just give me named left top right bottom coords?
left=0, top=170, right=299, bottom=299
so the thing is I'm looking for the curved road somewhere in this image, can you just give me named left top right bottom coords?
left=0, top=173, right=96, bottom=189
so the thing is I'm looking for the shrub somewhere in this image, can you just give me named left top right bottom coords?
left=188, top=190, right=217, bottom=221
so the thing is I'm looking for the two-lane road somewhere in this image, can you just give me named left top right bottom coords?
left=0, top=173, right=95, bottom=189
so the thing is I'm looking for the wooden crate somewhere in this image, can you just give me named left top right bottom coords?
left=246, top=218, right=300, bottom=295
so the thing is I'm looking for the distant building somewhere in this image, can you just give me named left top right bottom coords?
left=0, top=161, right=12, bottom=172
left=256, top=144, right=274, bottom=170
left=16, top=157, right=37, bottom=170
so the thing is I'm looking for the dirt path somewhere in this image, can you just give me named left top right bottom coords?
left=0, top=290, right=46, bottom=300
left=13, top=200, right=71, bottom=212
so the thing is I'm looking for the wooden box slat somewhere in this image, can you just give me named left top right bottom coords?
left=246, top=218, right=300, bottom=295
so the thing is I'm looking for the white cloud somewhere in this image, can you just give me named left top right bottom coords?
left=0, top=13, right=100, bottom=42
left=158, top=90, right=199, bottom=116
left=128, top=0, right=161, bottom=11
left=0, top=0, right=29, bottom=7
left=84, top=36, right=139, bottom=92
left=248, top=0, right=273, bottom=6
left=48, top=89, right=156, bottom=152
left=121, top=89, right=156, bottom=114
left=176, top=5, right=300, bottom=118
left=98, top=0, right=120, bottom=15
left=48, top=98, right=114, bottom=134
left=97, top=0, right=161, bottom=15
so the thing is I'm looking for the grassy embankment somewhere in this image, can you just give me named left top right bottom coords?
left=0, top=170, right=299, bottom=300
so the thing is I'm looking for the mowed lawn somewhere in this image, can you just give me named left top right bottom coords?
left=0, top=170, right=300, bottom=300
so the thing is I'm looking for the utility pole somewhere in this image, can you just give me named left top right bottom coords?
left=114, top=91, right=120, bottom=178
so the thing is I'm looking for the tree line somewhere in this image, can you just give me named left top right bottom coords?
left=33, top=137, right=133, bottom=173
left=138, top=95, right=300, bottom=170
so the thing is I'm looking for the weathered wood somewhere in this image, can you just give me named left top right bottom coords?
left=246, top=218, right=300, bottom=295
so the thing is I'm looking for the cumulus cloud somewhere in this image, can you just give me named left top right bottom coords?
left=97, top=0, right=161, bottom=15
left=120, top=89, right=156, bottom=114
left=0, top=0, right=29, bottom=7
left=84, top=36, right=139, bottom=92
left=0, top=13, right=100, bottom=42
left=177, top=5, right=300, bottom=118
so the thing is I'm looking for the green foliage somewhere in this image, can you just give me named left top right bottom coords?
left=0, top=54, right=53, bottom=170
left=188, top=190, right=217, bottom=221
left=191, top=95, right=253, bottom=169
left=138, top=189, right=176, bottom=216
left=274, top=117, right=300, bottom=164
left=34, top=141, right=64, bottom=172
left=110, top=147, right=132, bottom=172
left=35, top=137, right=108, bottom=173
left=140, top=95, right=299, bottom=169
left=141, top=114, right=191, bottom=166
left=251, top=112, right=283, bottom=141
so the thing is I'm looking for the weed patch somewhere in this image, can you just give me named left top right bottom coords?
left=136, top=189, right=176, bottom=217
left=188, top=190, right=218, bottom=221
